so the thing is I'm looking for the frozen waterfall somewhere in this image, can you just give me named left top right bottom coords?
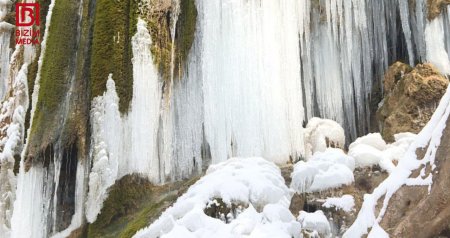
left=1, top=0, right=450, bottom=237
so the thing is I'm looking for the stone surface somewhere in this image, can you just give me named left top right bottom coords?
left=380, top=117, right=450, bottom=237
left=378, top=62, right=448, bottom=142
left=427, top=0, right=450, bottom=20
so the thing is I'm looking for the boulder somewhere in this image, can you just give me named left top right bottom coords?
left=377, top=62, right=448, bottom=142
left=379, top=115, right=450, bottom=237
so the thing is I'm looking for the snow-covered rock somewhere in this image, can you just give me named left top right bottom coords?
left=134, top=157, right=301, bottom=238
left=348, top=132, right=416, bottom=170
left=304, top=118, right=345, bottom=158
left=298, top=210, right=331, bottom=236
left=348, top=133, right=387, bottom=151
left=291, top=148, right=355, bottom=193
left=322, top=195, right=355, bottom=213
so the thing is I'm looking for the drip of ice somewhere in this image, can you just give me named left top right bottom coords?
left=399, top=0, right=415, bottom=65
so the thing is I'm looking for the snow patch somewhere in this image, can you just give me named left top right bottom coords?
left=304, top=117, right=345, bottom=158
left=291, top=148, right=354, bottom=193
left=298, top=210, right=331, bottom=236
left=322, top=195, right=355, bottom=213
left=134, top=157, right=301, bottom=238
left=348, top=132, right=416, bottom=170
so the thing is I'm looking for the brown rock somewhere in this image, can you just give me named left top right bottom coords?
left=378, top=63, right=448, bottom=142
left=383, top=62, right=413, bottom=94
left=427, top=0, right=450, bottom=20
left=379, top=116, right=450, bottom=237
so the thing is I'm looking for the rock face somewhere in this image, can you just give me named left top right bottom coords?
left=378, top=62, right=448, bottom=142
left=379, top=117, right=450, bottom=237
left=427, top=0, right=450, bottom=20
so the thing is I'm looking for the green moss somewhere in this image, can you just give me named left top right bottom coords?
left=117, top=194, right=177, bottom=238
left=28, top=0, right=80, bottom=151
left=145, top=0, right=197, bottom=81
left=87, top=175, right=199, bottom=238
left=146, top=3, right=173, bottom=81
left=173, top=0, right=197, bottom=77
left=23, top=0, right=51, bottom=139
left=90, top=0, right=137, bottom=113
left=87, top=175, right=154, bottom=238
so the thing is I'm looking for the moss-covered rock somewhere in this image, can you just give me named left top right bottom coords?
left=26, top=0, right=83, bottom=161
left=140, top=0, right=197, bottom=81
left=87, top=174, right=199, bottom=238
left=90, top=0, right=137, bottom=114
left=173, top=0, right=197, bottom=78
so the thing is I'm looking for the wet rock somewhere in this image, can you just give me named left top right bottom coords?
left=204, top=198, right=248, bottom=223
left=378, top=62, right=448, bottom=142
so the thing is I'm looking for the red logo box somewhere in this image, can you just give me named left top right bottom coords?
left=15, top=3, right=40, bottom=27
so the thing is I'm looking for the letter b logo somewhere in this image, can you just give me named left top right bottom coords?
left=16, top=3, right=40, bottom=27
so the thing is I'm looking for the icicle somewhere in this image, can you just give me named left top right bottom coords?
left=399, top=0, right=415, bottom=65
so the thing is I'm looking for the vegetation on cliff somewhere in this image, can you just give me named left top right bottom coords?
left=87, top=175, right=198, bottom=238
left=173, top=0, right=197, bottom=78
left=142, top=0, right=197, bottom=81
left=90, top=0, right=137, bottom=113
left=27, top=0, right=81, bottom=157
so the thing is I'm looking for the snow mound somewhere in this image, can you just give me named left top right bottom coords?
left=298, top=210, right=331, bottom=236
left=348, top=132, right=416, bottom=170
left=291, top=148, right=354, bottom=193
left=134, top=157, right=301, bottom=238
left=322, top=195, right=355, bottom=213
left=348, top=133, right=387, bottom=151
left=304, top=117, right=345, bottom=158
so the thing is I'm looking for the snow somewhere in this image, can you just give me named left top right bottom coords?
left=367, top=223, right=389, bottom=238
left=348, top=133, right=387, bottom=151
left=304, top=117, right=345, bottom=158
left=134, top=157, right=301, bottom=238
left=348, top=132, right=416, bottom=170
left=344, top=84, right=450, bottom=237
left=298, top=210, right=331, bottom=236
left=291, top=148, right=355, bottom=193
left=322, top=195, right=355, bottom=213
